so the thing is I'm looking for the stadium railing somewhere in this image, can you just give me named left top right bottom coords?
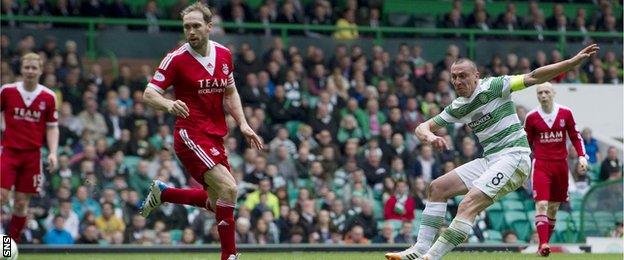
left=1, top=15, right=621, bottom=59
left=578, top=178, right=624, bottom=242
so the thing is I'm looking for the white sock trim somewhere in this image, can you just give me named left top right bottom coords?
left=423, top=202, right=447, bottom=217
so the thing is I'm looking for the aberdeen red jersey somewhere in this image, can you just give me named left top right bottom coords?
left=1, top=82, right=58, bottom=150
left=148, top=41, right=235, bottom=137
left=524, top=103, right=586, bottom=160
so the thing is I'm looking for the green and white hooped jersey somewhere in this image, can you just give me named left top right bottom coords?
left=433, top=75, right=530, bottom=157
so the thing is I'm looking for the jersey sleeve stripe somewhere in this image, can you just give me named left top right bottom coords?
left=433, top=115, right=449, bottom=127
left=159, top=46, right=187, bottom=70
left=147, top=83, right=165, bottom=94
left=46, top=122, right=59, bottom=127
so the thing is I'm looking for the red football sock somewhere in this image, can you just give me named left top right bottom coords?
left=548, top=218, right=556, bottom=242
left=216, top=199, right=236, bottom=260
left=161, top=187, right=213, bottom=212
left=8, top=215, right=27, bottom=243
left=535, top=214, right=550, bottom=247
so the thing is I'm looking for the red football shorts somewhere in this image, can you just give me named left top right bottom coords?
left=1, top=147, right=43, bottom=194
left=174, top=128, right=231, bottom=189
left=531, top=159, right=569, bottom=202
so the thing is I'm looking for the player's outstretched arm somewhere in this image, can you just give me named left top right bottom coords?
left=523, top=44, right=599, bottom=87
left=224, top=86, right=263, bottom=150
left=415, top=119, right=448, bottom=150
left=143, top=87, right=189, bottom=118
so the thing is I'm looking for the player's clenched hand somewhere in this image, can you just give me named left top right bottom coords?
left=47, top=153, right=58, bottom=172
left=426, top=135, right=449, bottom=151
left=167, top=100, right=189, bottom=118
left=578, top=156, right=588, bottom=172
left=241, top=123, right=264, bottom=150
left=570, top=44, right=599, bottom=66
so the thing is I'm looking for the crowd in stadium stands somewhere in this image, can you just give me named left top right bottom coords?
left=1, top=2, right=623, bottom=246
left=1, top=31, right=621, bottom=245
left=1, top=0, right=623, bottom=39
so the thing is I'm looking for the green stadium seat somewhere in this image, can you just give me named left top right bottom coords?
left=593, top=211, right=615, bottom=223
left=453, top=195, right=464, bottom=205
left=170, top=229, right=182, bottom=242
left=526, top=210, right=536, bottom=230
left=415, top=209, right=423, bottom=222
left=557, top=211, right=572, bottom=222
left=486, top=202, right=505, bottom=231
left=387, top=219, right=403, bottom=231
left=523, top=199, right=535, bottom=212
left=501, top=191, right=521, bottom=201
left=504, top=211, right=531, bottom=241
left=483, top=229, right=502, bottom=242
left=285, top=120, right=302, bottom=138
left=502, top=200, right=525, bottom=211
left=412, top=219, right=420, bottom=234
left=373, top=199, right=384, bottom=220
left=615, top=212, right=623, bottom=222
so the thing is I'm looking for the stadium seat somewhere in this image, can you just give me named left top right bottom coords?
left=501, top=191, right=521, bottom=201
left=526, top=210, right=536, bottom=230
left=557, top=211, right=572, bottom=222
left=593, top=211, right=615, bottom=224
left=502, top=200, right=525, bottom=211
left=486, top=202, right=505, bottom=231
left=504, top=211, right=531, bottom=241
left=169, top=229, right=183, bottom=243
left=523, top=199, right=535, bottom=211
left=415, top=209, right=423, bottom=221
left=285, top=120, right=302, bottom=138
left=615, top=212, right=623, bottom=223
left=482, top=229, right=503, bottom=242
left=453, top=195, right=464, bottom=205
left=412, top=219, right=420, bottom=234
left=373, top=199, right=384, bottom=220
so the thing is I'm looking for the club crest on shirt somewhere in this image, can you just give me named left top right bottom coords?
left=39, top=101, right=46, bottom=110
left=154, top=71, right=165, bottom=82
left=222, top=64, right=229, bottom=75
left=559, top=119, right=565, bottom=127
left=210, top=147, right=220, bottom=156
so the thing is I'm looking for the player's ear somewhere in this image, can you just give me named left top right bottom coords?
left=206, top=21, right=213, bottom=31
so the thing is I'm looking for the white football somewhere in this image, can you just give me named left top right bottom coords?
left=1, top=235, right=18, bottom=260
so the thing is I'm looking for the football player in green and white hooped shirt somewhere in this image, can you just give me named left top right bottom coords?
left=385, top=44, right=599, bottom=260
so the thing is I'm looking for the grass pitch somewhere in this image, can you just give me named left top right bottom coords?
left=17, top=252, right=624, bottom=260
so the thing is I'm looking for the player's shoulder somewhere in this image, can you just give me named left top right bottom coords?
left=526, top=108, right=540, bottom=119
left=0, top=82, right=18, bottom=95
left=38, top=84, right=57, bottom=98
left=212, top=40, right=231, bottom=54
left=159, top=43, right=190, bottom=69
left=557, top=104, right=574, bottom=114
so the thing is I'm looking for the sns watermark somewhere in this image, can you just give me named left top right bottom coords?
left=2, top=235, right=11, bottom=258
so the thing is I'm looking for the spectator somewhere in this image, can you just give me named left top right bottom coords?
left=124, top=215, right=147, bottom=244
left=502, top=230, right=519, bottom=243
left=344, top=225, right=369, bottom=244
left=581, top=128, right=602, bottom=167
left=44, top=215, right=74, bottom=244
left=95, top=202, right=126, bottom=242
left=72, top=186, right=102, bottom=219
left=384, top=179, right=415, bottom=221
left=333, top=9, right=358, bottom=40
left=144, top=0, right=161, bottom=33
left=45, top=200, right=79, bottom=239
left=78, top=98, right=108, bottom=142
left=345, top=200, right=377, bottom=239
left=413, top=144, right=441, bottom=184
left=181, top=227, right=197, bottom=245
left=77, top=224, right=100, bottom=244
left=244, top=178, right=280, bottom=218
left=372, top=222, right=395, bottom=243
left=394, top=221, right=416, bottom=244
left=600, top=146, right=622, bottom=181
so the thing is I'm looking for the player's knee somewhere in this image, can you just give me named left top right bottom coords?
left=220, top=183, right=237, bottom=201
left=428, top=179, right=447, bottom=201
left=0, top=189, right=9, bottom=205
left=535, top=201, right=549, bottom=213
left=547, top=203, right=560, bottom=215
left=13, top=197, right=29, bottom=214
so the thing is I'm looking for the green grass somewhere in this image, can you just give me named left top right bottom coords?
left=17, top=252, right=624, bottom=260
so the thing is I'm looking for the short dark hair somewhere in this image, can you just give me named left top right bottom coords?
left=452, top=58, right=477, bottom=71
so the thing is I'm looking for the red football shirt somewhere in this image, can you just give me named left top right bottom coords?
left=148, top=41, right=235, bottom=137
left=524, top=103, right=586, bottom=160
left=1, top=82, right=58, bottom=150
